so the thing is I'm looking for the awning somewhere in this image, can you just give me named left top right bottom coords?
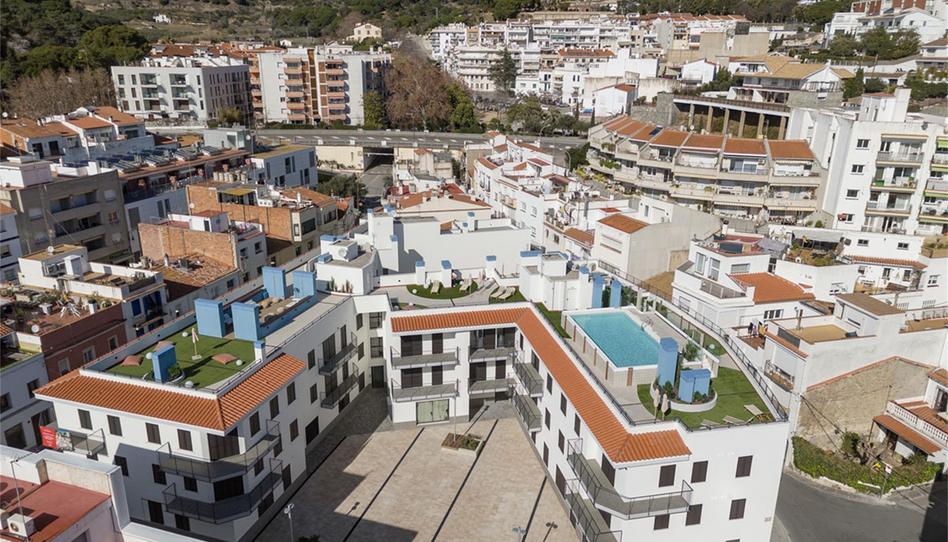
left=873, top=414, right=941, bottom=455
left=936, top=137, right=948, bottom=150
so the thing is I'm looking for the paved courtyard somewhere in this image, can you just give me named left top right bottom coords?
left=262, top=409, right=573, bottom=542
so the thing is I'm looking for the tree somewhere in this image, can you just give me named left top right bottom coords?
left=506, top=96, right=546, bottom=133
left=76, top=25, right=149, bottom=68
left=565, top=143, right=589, bottom=171
left=489, top=48, right=518, bottom=95
left=697, top=68, right=736, bottom=92
left=384, top=52, right=451, bottom=131
left=843, top=68, right=865, bottom=99
left=316, top=173, right=366, bottom=201
left=7, top=68, right=115, bottom=118
left=217, top=106, right=243, bottom=126
left=362, top=90, right=387, bottom=129
left=827, top=35, right=859, bottom=58
left=864, top=78, right=886, bottom=94
left=860, top=27, right=919, bottom=60
left=446, top=83, right=479, bottom=132
left=493, top=0, right=524, bottom=21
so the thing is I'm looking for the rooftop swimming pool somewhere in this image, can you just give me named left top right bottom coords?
left=570, top=311, right=660, bottom=368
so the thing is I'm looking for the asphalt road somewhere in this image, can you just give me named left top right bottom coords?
left=256, top=129, right=586, bottom=151
left=774, top=471, right=947, bottom=542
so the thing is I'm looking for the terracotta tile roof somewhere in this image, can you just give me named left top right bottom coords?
left=558, top=48, right=615, bottom=58
left=477, top=157, right=499, bottom=170
left=493, top=143, right=508, bottom=152
left=0, top=203, right=14, bottom=216
left=517, top=141, right=548, bottom=154
left=847, top=255, right=926, bottom=270
left=629, top=123, right=660, bottom=142
left=767, top=140, right=815, bottom=161
left=604, top=117, right=635, bottom=133
left=724, top=137, right=766, bottom=156
left=67, top=116, right=112, bottom=130
left=527, top=157, right=551, bottom=167
left=836, top=293, right=904, bottom=316
left=682, top=133, right=724, bottom=151
left=564, top=228, right=594, bottom=246
left=413, top=148, right=431, bottom=155
left=0, top=324, right=12, bottom=336
left=650, top=128, right=688, bottom=147
left=902, top=400, right=948, bottom=434
left=89, top=106, right=141, bottom=126
left=873, top=414, right=940, bottom=455
left=729, top=273, right=813, bottom=304
left=35, top=353, right=305, bottom=431
left=1, top=118, right=69, bottom=140
left=390, top=307, right=691, bottom=463
left=924, top=37, right=948, bottom=47
left=929, top=368, right=948, bottom=388
left=614, top=83, right=637, bottom=92
left=598, top=214, right=648, bottom=234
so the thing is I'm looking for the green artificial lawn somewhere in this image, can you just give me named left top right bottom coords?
left=534, top=302, right=568, bottom=338
left=488, top=287, right=526, bottom=304
left=635, top=367, right=771, bottom=429
left=409, top=282, right=478, bottom=300
left=107, top=325, right=256, bottom=388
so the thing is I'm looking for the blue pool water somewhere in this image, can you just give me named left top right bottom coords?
left=571, top=312, right=660, bottom=368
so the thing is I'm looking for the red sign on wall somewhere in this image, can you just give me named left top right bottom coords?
left=39, top=425, right=57, bottom=449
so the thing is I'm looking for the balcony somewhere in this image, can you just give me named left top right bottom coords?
left=698, top=277, right=745, bottom=299
left=157, top=421, right=280, bottom=482
left=391, top=380, right=458, bottom=403
left=871, top=178, right=917, bottom=192
left=919, top=207, right=948, bottom=223
left=391, top=346, right=459, bottom=369
left=764, top=361, right=795, bottom=392
left=932, top=154, right=948, bottom=166
left=512, top=392, right=541, bottom=432
left=163, top=459, right=282, bottom=524
left=866, top=201, right=913, bottom=216
left=885, top=400, right=948, bottom=449
left=513, top=362, right=543, bottom=397
left=565, top=480, right=622, bottom=542
left=567, top=440, right=692, bottom=520
left=51, top=195, right=97, bottom=214
left=321, top=370, right=362, bottom=408
left=468, top=377, right=513, bottom=397
left=469, top=342, right=515, bottom=362
left=877, top=151, right=923, bottom=164
left=48, top=426, right=106, bottom=456
left=924, top=178, right=948, bottom=196
left=318, top=333, right=359, bottom=375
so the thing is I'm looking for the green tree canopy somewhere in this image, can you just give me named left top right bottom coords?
left=362, top=90, right=387, bottom=129
left=77, top=25, right=149, bottom=68
left=843, top=67, right=865, bottom=99
left=827, top=35, right=859, bottom=58
left=489, top=48, right=518, bottom=95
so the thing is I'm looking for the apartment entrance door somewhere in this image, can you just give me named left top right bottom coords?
left=416, top=399, right=450, bottom=424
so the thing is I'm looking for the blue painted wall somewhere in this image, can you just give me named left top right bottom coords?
left=151, top=343, right=177, bottom=383
left=263, top=266, right=286, bottom=299
left=678, top=368, right=712, bottom=402
left=591, top=274, right=605, bottom=309
left=292, top=270, right=317, bottom=298
left=194, top=298, right=225, bottom=338
left=656, top=337, right=678, bottom=388
left=232, top=302, right=262, bottom=342
left=609, top=278, right=622, bottom=308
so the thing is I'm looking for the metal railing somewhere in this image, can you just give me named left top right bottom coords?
left=512, top=392, right=542, bottom=431
left=318, top=332, right=359, bottom=374
left=54, top=427, right=107, bottom=456
left=877, top=151, right=923, bottom=164
left=320, top=370, right=362, bottom=408
left=764, top=361, right=795, bottom=393
left=468, top=377, right=513, bottom=396
left=157, top=420, right=280, bottom=482
left=163, top=458, right=283, bottom=524
left=567, top=439, right=692, bottom=520
left=390, top=346, right=460, bottom=369
left=390, top=379, right=458, bottom=403
left=469, top=341, right=516, bottom=362
left=565, top=479, right=623, bottom=542
left=513, top=361, right=544, bottom=396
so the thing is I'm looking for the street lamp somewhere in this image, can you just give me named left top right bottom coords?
left=283, top=503, right=295, bottom=542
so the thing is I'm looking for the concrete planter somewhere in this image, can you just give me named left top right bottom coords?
left=441, top=433, right=484, bottom=459
left=649, top=382, right=718, bottom=413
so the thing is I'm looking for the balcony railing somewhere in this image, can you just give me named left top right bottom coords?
left=567, top=439, right=692, bottom=520
left=391, top=379, right=458, bottom=403
left=764, top=361, right=795, bottom=392
left=866, top=201, right=913, bottom=215
left=157, top=420, right=280, bottom=482
left=698, top=277, right=745, bottom=299
left=925, top=178, right=948, bottom=193
left=468, top=377, right=513, bottom=397
left=566, top=479, right=623, bottom=542
left=390, top=346, right=459, bottom=369
left=512, top=392, right=541, bottom=432
left=51, top=195, right=97, bottom=214
left=877, top=151, right=923, bottom=164
left=50, top=427, right=107, bottom=456
left=469, top=342, right=516, bottom=362
left=319, top=332, right=359, bottom=374
left=513, top=362, right=543, bottom=397
left=320, top=370, right=362, bottom=408
left=885, top=401, right=948, bottom=448
left=163, top=458, right=283, bottom=524
left=932, top=154, right=948, bottom=165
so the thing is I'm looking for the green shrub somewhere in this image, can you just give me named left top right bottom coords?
left=792, top=437, right=939, bottom=493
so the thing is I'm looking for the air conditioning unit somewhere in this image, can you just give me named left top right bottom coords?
left=7, top=514, right=36, bottom=536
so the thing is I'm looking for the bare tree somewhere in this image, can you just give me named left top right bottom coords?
left=7, top=68, right=115, bottom=119
left=383, top=52, right=451, bottom=131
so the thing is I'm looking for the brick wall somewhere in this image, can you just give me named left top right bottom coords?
left=796, top=357, right=932, bottom=450
left=186, top=185, right=295, bottom=240
left=41, top=303, right=128, bottom=382
left=138, top=223, right=238, bottom=268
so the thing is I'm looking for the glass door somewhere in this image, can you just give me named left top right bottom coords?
left=416, top=399, right=450, bottom=423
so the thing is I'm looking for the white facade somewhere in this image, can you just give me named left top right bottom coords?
left=0, top=205, right=21, bottom=282
left=0, top=344, right=50, bottom=450
left=250, top=145, right=317, bottom=188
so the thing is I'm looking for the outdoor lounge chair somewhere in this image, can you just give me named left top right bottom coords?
left=723, top=415, right=750, bottom=425
left=700, top=419, right=720, bottom=428
left=460, top=278, right=472, bottom=291
left=489, top=286, right=503, bottom=298
left=498, top=287, right=515, bottom=300
left=430, top=281, right=442, bottom=294
left=744, top=404, right=764, bottom=418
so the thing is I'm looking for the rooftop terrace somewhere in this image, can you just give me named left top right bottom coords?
left=106, top=324, right=256, bottom=390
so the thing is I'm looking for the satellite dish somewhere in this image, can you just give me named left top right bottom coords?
left=146, top=352, right=153, bottom=360
left=30, top=324, right=40, bottom=333
left=185, top=381, right=194, bottom=388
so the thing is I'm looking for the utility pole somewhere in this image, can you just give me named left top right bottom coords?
left=283, top=503, right=295, bottom=542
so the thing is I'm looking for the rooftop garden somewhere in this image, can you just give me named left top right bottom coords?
left=409, top=281, right=479, bottom=300
left=107, top=325, right=256, bottom=389
left=786, top=246, right=837, bottom=267
left=534, top=302, right=567, bottom=338
left=488, top=287, right=525, bottom=305
left=636, top=367, right=771, bottom=429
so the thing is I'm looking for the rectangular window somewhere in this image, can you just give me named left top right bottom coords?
left=560, top=393, right=567, bottom=415
left=544, top=409, right=551, bottom=429
left=152, top=464, right=166, bottom=485
left=254, top=459, right=263, bottom=475
left=107, top=415, right=123, bottom=436
left=851, top=164, right=864, bottom=174
left=78, top=409, right=92, bottom=430
left=654, top=514, right=670, bottom=530
left=846, top=189, right=859, bottom=199
left=249, top=412, right=260, bottom=436
left=270, top=396, right=280, bottom=418
left=686, top=504, right=703, bottom=525
left=356, top=314, right=363, bottom=329
left=308, top=350, right=316, bottom=369
left=178, top=429, right=193, bottom=451
left=310, top=383, right=318, bottom=404
left=146, top=423, right=160, bottom=444
left=184, top=476, right=197, bottom=492
left=558, top=431, right=565, bottom=453
left=287, top=383, right=296, bottom=404
left=574, top=414, right=581, bottom=436
left=729, top=498, right=746, bottom=520
left=114, top=455, right=129, bottom=476
left=856, top=138, right=870, bottom=149
left=691, top=461, right=708, bottom=483
left=659, top=464, right=676, bottom=487
left=736, top=455, right=753, bottom=477
left=369, top=312, right=383, bottom=329
left=0, top=394, right=10, bottom=413
left=290, top=420, right=299, bottom=441
left=175, top=514, right=190, bottom=531
left=897, top=242, right=909, bottom=250
left=546, top=374, right=553, bottom=393
left=857, top=239, right=869, bottom=246
left=730, top=263, right=750, bottom=275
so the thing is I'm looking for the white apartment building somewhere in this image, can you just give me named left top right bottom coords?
left=428, top=23, right=468, bottom=61
left=35, top=273, right=392, bottom=541
left=788, top=89, right=948, bottom=236
left=112, top=56, right=251, bottom=123
left=447, top=45, right=521, bottom=92
left=0, top=203, right=20, bottom=282
left=826, top=1, right=948, bottom=44
left=588, top=117, right=827, bottom=225
left=249, top=145, right=317, bottom=188
left=0, top=330, right=50, bottom=449
left=384, top=303, right=789, bottom=542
